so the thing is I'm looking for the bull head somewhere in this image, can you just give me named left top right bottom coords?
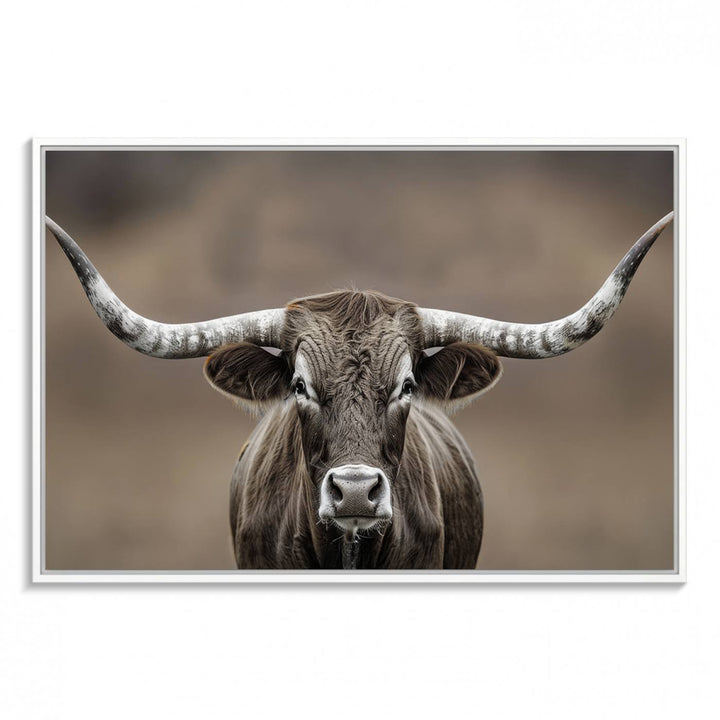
left=47, top=212, right=674, bottom=544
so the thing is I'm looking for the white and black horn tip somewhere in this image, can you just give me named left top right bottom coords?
left=46, top=216, right=285, bottom=359
left=417, top=211, right=674, bottom=359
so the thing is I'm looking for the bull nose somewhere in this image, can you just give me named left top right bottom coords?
left=332, top=473, right=379, bottom=516
left=319, top=464, right=392, bottom=526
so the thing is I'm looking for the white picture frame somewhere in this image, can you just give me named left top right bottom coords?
left=32, top=138, right=686, bottom=583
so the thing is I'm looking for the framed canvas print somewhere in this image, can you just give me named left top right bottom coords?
left=32, top=140, right=685, bottom=582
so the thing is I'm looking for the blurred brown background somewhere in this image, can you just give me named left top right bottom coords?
left=44, top=149, right=675, bottom=571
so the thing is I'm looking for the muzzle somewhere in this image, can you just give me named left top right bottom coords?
left=319, top=464, right=392, bottom=531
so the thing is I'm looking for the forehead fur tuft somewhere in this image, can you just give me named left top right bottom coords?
left=282, top=290, right=424, bottom=355
left=288, top=289, right=415, bottom=324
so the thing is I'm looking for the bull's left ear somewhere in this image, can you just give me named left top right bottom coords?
left=415, top=343, right=502, bottom=411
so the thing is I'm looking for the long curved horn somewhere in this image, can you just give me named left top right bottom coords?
left=47, top=217, right=285, bottom=358
left=417, top=211, right=674, bottom=359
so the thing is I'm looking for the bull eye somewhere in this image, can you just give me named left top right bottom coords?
left=401, top=378, right=414, bottom=397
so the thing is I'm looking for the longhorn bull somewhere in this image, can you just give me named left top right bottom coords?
left=47, top=211, right=673, bottom=569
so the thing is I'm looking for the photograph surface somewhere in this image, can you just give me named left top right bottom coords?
left=39, top=145, right=679, bottom=579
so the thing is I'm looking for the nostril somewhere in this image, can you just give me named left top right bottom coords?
left=328, top=475, right=343, bottom=503
left=367, top=477, right=382, bottom=503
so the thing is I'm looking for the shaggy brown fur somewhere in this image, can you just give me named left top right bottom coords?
left=205, top=290, right=502, bottom=569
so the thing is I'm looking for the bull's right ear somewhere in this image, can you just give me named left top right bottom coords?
left=204, top=343, right=292, bottom=410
